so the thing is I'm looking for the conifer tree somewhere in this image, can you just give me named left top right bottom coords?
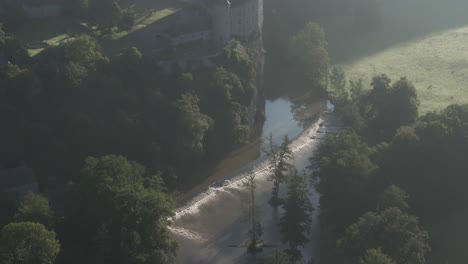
left=280, top=170, right=314, bottom=260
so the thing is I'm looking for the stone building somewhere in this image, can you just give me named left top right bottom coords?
left=169, top=0, right=263, bottom=46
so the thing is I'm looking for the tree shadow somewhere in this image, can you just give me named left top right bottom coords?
left=100, top=9, right=179, bottom=55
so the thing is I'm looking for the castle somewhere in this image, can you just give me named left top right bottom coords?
left=170, top=0, right=264, bottom=46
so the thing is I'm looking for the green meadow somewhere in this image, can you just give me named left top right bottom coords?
left=323, top=0, right=468, bottom=114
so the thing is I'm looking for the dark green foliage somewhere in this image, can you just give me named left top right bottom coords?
left=264, top=249, right=293, bottom=264
left=65, top=155, right=177, bottom=264
left=2, top=37, right=31, bottom=66
left=219, top=40, right=256, bottom=84
left=14, top=193, right=54, bottom=228
left=243, top=171, right=263, bottom=255
left=318, top=74, right=468, bottom=263
left=1, top=36, right=259, bottom=192
left=382, top=104, right=468, bottom=217
left=359, top=248, right=396, bottom=264
left=39, top=35, right=106, bottom=89
left=338, top=208, right=430, bottom=264
left=119, top=46, right=142, bottom=68
left=201, top=67, right=253, bottom=150
left=265, top=135, right=293, bottom=206
left=0, top=222, right=60, bottom=264
left=280, top=171, right=314, bottom=260
left=289, top=22, right=330, bottom=93
left=329, top=67, right=348, bottom=105
left=364, top=75, right=419, bottom=139
left=378, top=185, right=409, bottom=211
left=313, top=129, right=380, bottom=228
left=118, top=10, right=136, bottom=31
left=88, top=0, right=123, bottom=30
left=329, top=73, right=419, bottom=141
left=0, top=24, right=5, bottom=48
left=174, top=92, right=213, bottom=159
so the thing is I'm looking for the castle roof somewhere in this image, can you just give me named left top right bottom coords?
left=206, top=0, right=253, bottom=6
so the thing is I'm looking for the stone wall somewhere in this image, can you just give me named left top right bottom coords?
left=230, top=0, right=259, bottom=37
left=174, top=30, right=212, bottom=45
left=208, top=0, right=231, bottom=45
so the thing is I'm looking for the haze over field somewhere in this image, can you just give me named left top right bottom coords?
left=4, top=0, right=468, bottom=263
left=324, top=0, right=468, bottom=113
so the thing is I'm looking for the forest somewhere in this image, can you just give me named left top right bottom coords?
left=0, top=1, right=263, bottom=261
left=2, top=0, right=468, bottom=263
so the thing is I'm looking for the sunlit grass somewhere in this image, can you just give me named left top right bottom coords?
left=13, top=16, right=75, bottom=56
left=97, top=7, right=179, bottom=41
left=137, top=8, right=178, bottom=26
left=340, top=25, right=468, bottom=114
left=28, top=34, right=72, bottom=56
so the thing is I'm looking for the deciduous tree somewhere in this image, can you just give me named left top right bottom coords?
left=65, top=155, right=177, bottom=264
left=0, top=222, right=60, bottom=264
left=14, top=193, right=54, bottom=228
left=338, top=208, right=431, bottom=264
left=359, top=248, right=396, bottom=264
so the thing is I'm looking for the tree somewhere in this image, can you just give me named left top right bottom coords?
left=289, top=22, right=329, bottom=92
left=328, top=67, right=348, bottom=105
left=280, top=171, right=314, bottom=260
left=338, top=207, right=431, bottom=264
left=364, top=75, right=419, bottom=139
left=378, top=185, right=410, bottom=211
left=264, top=249, right=292, bottom=264
left=218, top=40, right=256, bottom=85
left=0, top=222, right=60, bottom=264
left=265, top=135, right=293, bottom=206
left=65, top=155, right=177, bottom=264
left=243, top=170, right=263, bottom=255
left=14, top=193, right=54, bottom=228
left=39, top=35, right=106, bottom=90
left=174, top=92, right=213, bottom=160
left=3, top=37, right=30, bottom=66
left=359, top=248, right=396, bottom=264
left=202, top=67, right=251, bottom=150
left=119, top=46, right=142, bottom=70
left=313, top=129, right=379, bottom=229
left=118, top=10, right=136, bottom=31
left=88, top=0, right=122, bottom=30
left=0, top=24, right=5, bottom=47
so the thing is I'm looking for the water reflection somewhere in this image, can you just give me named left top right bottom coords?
left=172, top=112, right=339, bottom=264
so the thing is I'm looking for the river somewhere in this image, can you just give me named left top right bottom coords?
left=170, top=97, right=340, bottom=263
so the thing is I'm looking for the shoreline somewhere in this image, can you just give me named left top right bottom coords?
left=174, top=104, right=335, bottom=216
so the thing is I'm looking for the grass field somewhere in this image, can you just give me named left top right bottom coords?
left=340, top=26, right=468, bottom=114
left=13, top=0, right=180, bottom=56
left=322, top=0, right=468, bottom=114
left=13, top=17, right=76, bottom=56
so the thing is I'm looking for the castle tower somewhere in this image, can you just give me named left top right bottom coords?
left=229, top=0, right=263, bottom=38
left=208, top=0, right=231, bottom=45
